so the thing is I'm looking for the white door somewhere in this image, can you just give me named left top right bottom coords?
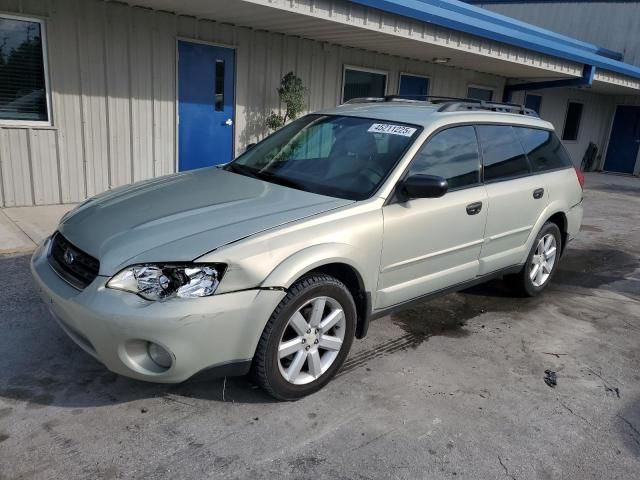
left=475, top=125, right=550, bottom=274
left=377, top=126, right=487, bottom=309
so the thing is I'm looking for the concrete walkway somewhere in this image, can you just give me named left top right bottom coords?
left=0, top=204, right=76, bottom=254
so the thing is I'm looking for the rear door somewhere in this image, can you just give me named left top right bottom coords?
left=477, top=125, right=550, bottom=274
left=377, top=126, right=487, bottom=309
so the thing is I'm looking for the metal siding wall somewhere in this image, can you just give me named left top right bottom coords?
left=512, top=88, right=616, bottom=166
left=0, top=0, right=622, bottom=207
left=477, top=2, right=640, bottom=68
left=77, top=0, right=109, bottom=197
left=48, top=0, right=86, bottom=203
left=30, top=129, right=60, bottom=204
left=0, top=129, right=32, bottom=206
left=151, top=11, right=177, bottom=178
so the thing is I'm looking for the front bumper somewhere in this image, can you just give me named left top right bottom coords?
left=30, top=239, right=286, bottom=383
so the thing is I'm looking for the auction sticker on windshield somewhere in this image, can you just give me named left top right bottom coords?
left=368, top=123, right=417, bottom=137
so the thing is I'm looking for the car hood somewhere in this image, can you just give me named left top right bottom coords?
left=59, top=167, right=352, bottom=275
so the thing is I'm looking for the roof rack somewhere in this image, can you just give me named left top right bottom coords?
left=343, top=94, right=539, bottom=117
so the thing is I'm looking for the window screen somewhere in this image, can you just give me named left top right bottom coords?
left=0, top=16, right=48, bottom=122
left=342, top=68, right=386, bottom=103
left=467, top=86, right=493, bottom=101
left=399, top=74, right=430, bottom=97
left=476, top=125, right=530, bottom=181
left=409, top=126, right=481, bottom=190
left=562, top=102, right=583, bottom=141
left=514, top=127, right=573, bottom=172
left=525, top=94, right=542, bottom=114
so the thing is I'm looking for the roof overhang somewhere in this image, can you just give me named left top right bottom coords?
left=122, top=0, right=640, bottom=95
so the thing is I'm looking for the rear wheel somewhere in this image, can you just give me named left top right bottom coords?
left=252, top=274, right=356, bottom=400
left=506, top=222, right=561, bottom=297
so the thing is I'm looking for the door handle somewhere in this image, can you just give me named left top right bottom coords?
left=225, top=118, right=233, bottom=126
left=466, top=201, right=482, bottom=215
left=533, top=188, right=544, bottom=199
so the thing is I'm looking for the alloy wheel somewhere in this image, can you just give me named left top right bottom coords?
left=530, top=233, right=557, bottom=287
left=277, top=296, right=346, bottom=385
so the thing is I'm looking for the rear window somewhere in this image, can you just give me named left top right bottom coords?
left=476, top=125, right=530, bottom=182
left=514, top=127, right=573, bottom=172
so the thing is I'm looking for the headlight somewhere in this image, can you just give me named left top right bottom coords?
left=107, top=264, right=226, bottom=301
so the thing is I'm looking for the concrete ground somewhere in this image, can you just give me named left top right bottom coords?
left=0, top=205, right=75, bottom=254
left=0, top=172, right=639, bottom=479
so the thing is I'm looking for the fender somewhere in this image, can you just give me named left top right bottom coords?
left=261, top=242, right=377, bottom=294
left=519, top=200, right=568, bottom=265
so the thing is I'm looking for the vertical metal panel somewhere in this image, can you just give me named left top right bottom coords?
left=130, top=7, right=154, bottom=182
left=77, top=0, right=110, bottom=196
left=0, top=129, right=33, bottom=206
left=104, top=2, right=132, bottom=188
left=151, top=11, right=177, bottom=177
left=29, top=129, right=61, bottom=204
left=47, top=0, right=85, bottom=203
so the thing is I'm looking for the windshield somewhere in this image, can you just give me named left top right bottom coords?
left=226, top=115, right=420, bottom=200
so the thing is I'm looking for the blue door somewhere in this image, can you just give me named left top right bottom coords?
left=604, top=106, right=640, bottom=174
left=178, top=41, right=235, bottom=171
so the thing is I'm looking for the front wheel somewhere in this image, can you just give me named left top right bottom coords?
left=506, top=222, right=561, bottom=297
left=252, top=274, right=356, bottom=400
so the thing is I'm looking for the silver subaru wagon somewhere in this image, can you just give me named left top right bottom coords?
left=31, top=98, right=584, bottom=400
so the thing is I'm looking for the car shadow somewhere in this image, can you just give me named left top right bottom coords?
left=0, top=254, right=276, bottom=408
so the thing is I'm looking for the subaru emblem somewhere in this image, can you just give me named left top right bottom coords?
left=63, top=248, right=75, bottom=265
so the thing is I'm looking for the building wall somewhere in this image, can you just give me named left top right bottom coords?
left=0, top=0, right=508, bottom=207
left=473, top=1, right=640, bottom=68
left=512, top=87, right=616, bottom=166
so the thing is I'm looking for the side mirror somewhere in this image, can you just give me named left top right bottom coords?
left=401, top=174, right=448, bottom=199
left=246, top=143, right=257, bottom=151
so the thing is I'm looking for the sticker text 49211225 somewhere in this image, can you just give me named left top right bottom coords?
left=368, top=123, right=417, bottom=137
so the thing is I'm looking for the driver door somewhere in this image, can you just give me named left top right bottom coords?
left=376, top=126, right=488, bottom=309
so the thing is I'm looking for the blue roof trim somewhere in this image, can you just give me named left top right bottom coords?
left=465, top=0, right=638, bottom=4
left=348, top=0, right=640, bottom=79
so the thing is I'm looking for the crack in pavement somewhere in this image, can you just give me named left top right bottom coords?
left=498, top=455, right=516, bottom=480
left=618, top=414, right=640, bottom=448
left=558, top=400, right=593, bottom=427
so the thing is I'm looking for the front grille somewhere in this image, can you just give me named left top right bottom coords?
left=48, top=232, right=100, bottom=289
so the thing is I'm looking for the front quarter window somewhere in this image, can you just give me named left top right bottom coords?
left=227, top=115, right=420, bottom=200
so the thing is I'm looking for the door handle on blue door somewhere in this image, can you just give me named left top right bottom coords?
left=533, top=188, right=544, bottom=199
left=466, top=202, right=482, bottom=215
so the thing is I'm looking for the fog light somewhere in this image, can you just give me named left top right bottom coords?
left=147, top=342, right=172, bottom=368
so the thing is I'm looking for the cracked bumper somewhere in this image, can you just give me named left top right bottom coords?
left=30, top=239, right=285, bottom=383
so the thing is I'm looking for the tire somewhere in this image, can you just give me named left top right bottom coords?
left=506, top=222, right=562, bottom=297
left=252, top=274, right=357, bottom=401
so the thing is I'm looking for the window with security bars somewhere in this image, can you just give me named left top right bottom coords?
left=0, top=15, right=49, bottom=123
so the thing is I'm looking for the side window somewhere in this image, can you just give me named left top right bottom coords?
left=0, top=15, right=50, bottom=123
left=476, top=125, right=530, bottom=182
left=409, top=126, right=481, bottom=190
left=514, top=127, right=573, bottom=172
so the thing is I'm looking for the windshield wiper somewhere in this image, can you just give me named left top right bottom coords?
left=225, top=163, right=260, bottom=179
left=226, top=163, right=306, bottom=191
left=251, top=170, right=306, bottom=191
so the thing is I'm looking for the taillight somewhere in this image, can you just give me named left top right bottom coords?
left=574, top=166, right=585, bottom=189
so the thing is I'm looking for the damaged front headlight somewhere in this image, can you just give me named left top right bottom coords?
left=106, top=264, right=226, bottom=301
